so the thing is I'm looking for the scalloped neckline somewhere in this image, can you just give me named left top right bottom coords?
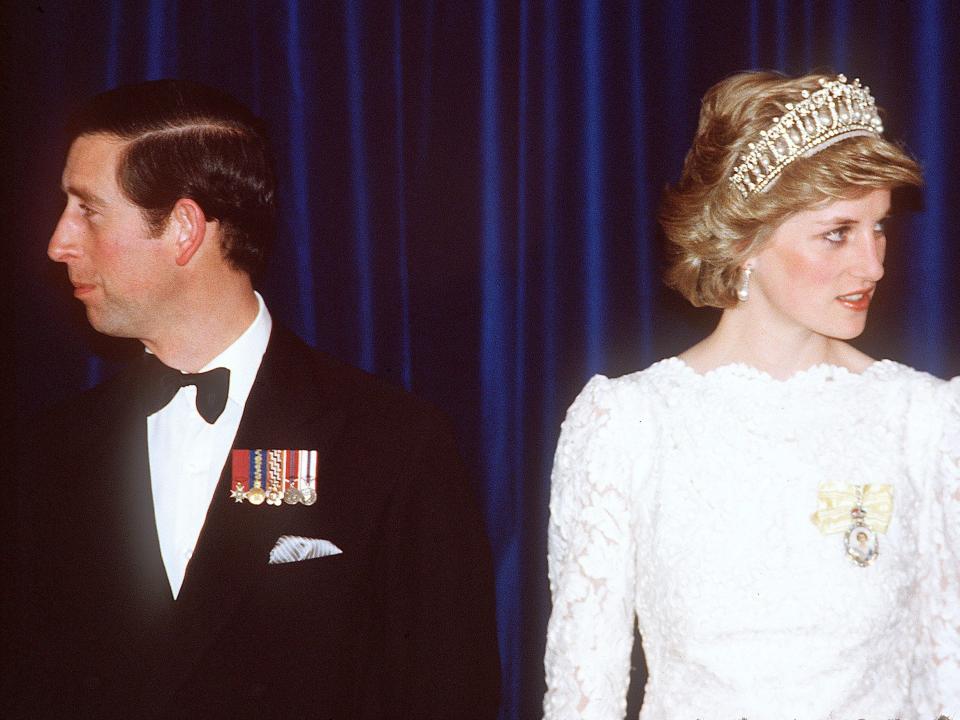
left=661, top=356, right=896, bottom=383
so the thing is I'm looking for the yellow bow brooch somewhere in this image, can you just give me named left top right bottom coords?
left=811, top=482, right=893, bottom=567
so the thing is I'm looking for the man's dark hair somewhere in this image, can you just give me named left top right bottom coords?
left=66, top=79, right=276, bottom=278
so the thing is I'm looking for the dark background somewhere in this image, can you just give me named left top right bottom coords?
left=7, top=2, right=959, bottom=718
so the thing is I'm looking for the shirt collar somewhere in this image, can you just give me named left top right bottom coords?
left=199, top=291, right=272, bottom=408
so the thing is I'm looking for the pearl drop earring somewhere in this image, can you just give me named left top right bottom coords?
left=737, top=266, right=753, bottom=302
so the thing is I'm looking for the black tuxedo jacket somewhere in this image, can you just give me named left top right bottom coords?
left=14, top=326, right=500, bottom=719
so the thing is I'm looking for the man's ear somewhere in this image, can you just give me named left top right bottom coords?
left=169, top=198, right=208, bottom=267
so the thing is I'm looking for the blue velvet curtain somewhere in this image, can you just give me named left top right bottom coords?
left=10, top=2, right=959, bottom=718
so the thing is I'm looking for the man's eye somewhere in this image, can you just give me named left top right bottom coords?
left=78, top=203, right=95, bottom=218
left=873, top=220, right=886, bottom=234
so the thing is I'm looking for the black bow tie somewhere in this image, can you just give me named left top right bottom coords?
left=141, top=353, right=231, bottom=424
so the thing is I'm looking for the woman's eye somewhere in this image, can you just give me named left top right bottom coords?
left=824, top=227, right=848, bottom=244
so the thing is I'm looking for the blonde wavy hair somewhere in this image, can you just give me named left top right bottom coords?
left=659, top=71, right=922, bottom=308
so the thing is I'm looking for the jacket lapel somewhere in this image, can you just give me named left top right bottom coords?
left=112, top=407, right=177, bottom=617
left=70, top=364, right=176, bottom=674
left=157, top=326, right=350, bottom=686
left=87, top=364, right=172, bottom=610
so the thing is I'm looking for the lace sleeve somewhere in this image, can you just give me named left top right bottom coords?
left=914, top=378, right=960, bottom=717
left=543, top=376, right=640, bottom=720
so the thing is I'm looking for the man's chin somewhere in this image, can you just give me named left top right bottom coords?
left=84, top=307, right=134, bottom=339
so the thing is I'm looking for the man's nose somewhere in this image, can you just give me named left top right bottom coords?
left=48, top=214, right=78, bottom=263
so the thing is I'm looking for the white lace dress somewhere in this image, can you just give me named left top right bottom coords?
left=544, top=359, right=960, bottom=720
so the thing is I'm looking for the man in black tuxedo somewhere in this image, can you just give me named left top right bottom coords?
left=16, top=80, right=500, bottom=719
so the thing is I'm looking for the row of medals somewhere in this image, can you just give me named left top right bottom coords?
left=244, top=480, right=316, bottom=507
left=236, top=450, right=317, bottom=507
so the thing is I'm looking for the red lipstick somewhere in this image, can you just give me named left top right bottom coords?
left=836, top=288, right=873, bottom=312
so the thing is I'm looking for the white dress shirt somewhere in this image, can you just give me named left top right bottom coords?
left=147, top=292, right=272, bottom=599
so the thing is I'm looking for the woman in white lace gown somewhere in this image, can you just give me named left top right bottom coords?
left=543, top=71, right=959, bottom=719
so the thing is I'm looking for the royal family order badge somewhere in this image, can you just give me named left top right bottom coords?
left=811, top=482, right=893, bottom=567
left=843, top=504, right=879, bottom=566
left=231, top=449, right=318, bottom=507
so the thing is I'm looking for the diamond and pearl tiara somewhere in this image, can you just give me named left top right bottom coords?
left=729, top=74, right=884, bottom=198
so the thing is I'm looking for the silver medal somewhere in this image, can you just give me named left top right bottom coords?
left=299, top=487, right=317, bottom=506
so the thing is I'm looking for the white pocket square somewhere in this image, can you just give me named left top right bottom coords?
left=268, top=535, right=343, bottom=565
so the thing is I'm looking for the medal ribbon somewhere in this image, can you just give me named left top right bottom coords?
left=250, top=449, right=266, bottom=490
left=231, top=449, right=250, bottom=496
left=811, top=482, right=893, bottom=535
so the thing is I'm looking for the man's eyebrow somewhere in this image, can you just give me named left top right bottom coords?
left=62, top=183, right=107, bottom=206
